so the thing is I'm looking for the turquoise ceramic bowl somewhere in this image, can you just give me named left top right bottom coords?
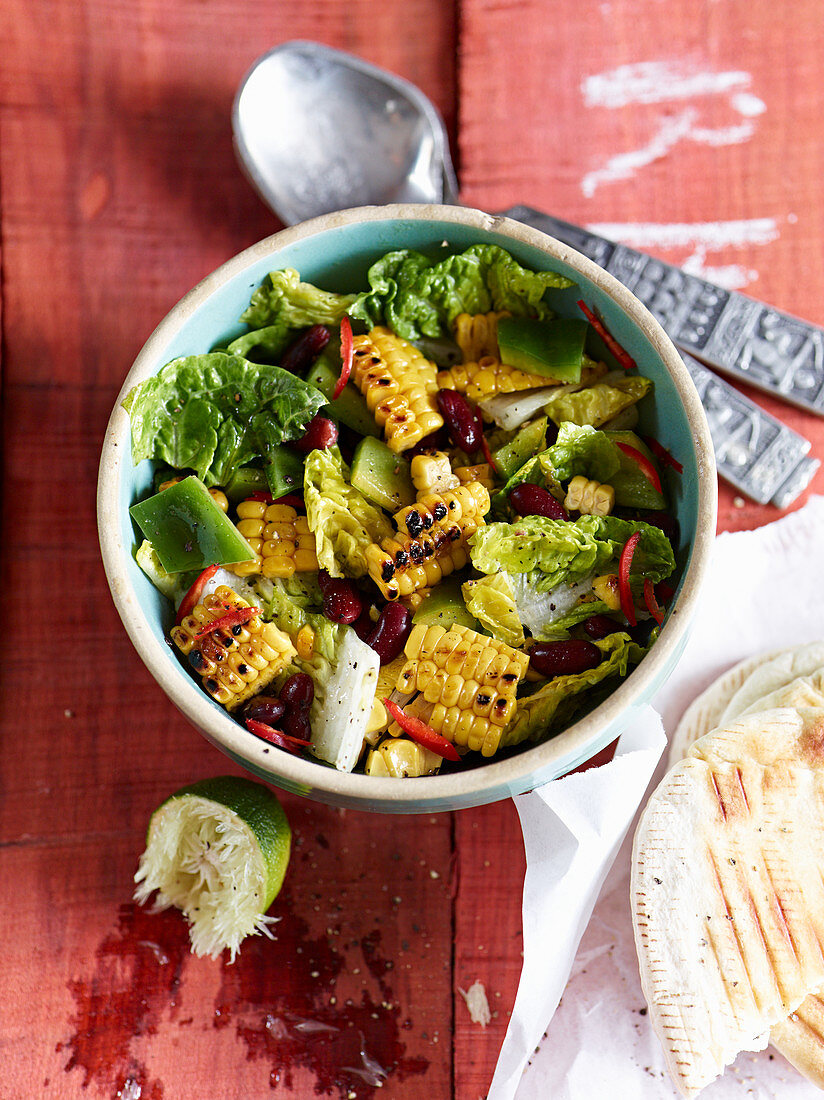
left=98, top=205, right=717, bottom=813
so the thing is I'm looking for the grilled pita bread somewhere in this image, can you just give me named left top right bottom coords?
left=633, top=706, right=824, bottom=1097
left=667, top=645, right=824, bottom=1092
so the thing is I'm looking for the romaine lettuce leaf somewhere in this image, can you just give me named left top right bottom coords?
left=507, top=571, right=596, bottom=637
left=303, top=446, right=393, bottom=578
left=543, top=375, right=652, bottom=427
left=123, top=353, right=326, bottom=489
left=501, top=633, right=644, bottom=747
left=575, top=514, right=675, bottom=584
left=462, top=574, right=525, bottom=647
left=470, top=516, right=613, bottom=590
left=350, top=245, right=574, bottom=342
left=538, top=422, right=621, bottom=485
left=227, top=324, right=292, bottom=363
left=241, top=268, right=356, bottom=330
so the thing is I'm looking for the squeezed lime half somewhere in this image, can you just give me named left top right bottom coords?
left=134, top=776, right=291, bottom=961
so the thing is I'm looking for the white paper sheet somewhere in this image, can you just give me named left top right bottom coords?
left=490, top=495, right=824, bottom=1100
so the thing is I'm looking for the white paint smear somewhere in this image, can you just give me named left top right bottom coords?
left=582, top=60, right=752, bottom=109
left=586, top=218, right=780, bottom=250
left=585, top=218, right=780, bottom=290
left=580, top=58, right=766, bottom=197
left=581, top=108, right=697, bottom=196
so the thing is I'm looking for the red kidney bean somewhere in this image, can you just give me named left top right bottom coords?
left=583, top=614, right=623, bottom=640
left=529, top=640, right=601, bottom=677
left=510, top=483, right=568, bottom=520
left=280, top=324, right=330, bottom=375
left=293, top=414, right=339, bottom=453
left=364, top=602, right=413, bottom=664
left=279, top=672, right=314, bottom=711
left=436, top=389, right=483, bottom=454
left=243, top=695, right=286, bottom=726
left=639, top=510, right=679, bottom=544
left=281, top=709, right=312, bottom=742
left=322, top=577, right=364, bottom=624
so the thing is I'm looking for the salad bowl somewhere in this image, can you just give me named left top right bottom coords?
left=98, top=204, right=716, bottom=813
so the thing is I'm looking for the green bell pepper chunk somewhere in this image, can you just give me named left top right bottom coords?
left=129, top=475, right=256, bottom=573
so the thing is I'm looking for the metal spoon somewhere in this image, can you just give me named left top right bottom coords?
left=232, top=41, right=820, bottom=506
left=233, top=41, right=458, bottom=226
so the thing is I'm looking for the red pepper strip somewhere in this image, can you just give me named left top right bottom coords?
left=615, top=442, right=663, bottom=494
left=332, top=315, right=354, bottom=400
left=577, top=299, right=637, bottom=370
left=382, top=698, right=461, bottom=762
left=194, top=606, right=256, bottom=639
left=642, top=435, right=684, bottom=475
left=480, top=433, right=495, bottom=469
left=643, top=578, right=664, bottom=625
left=618, top=531, right=642, bottom=627
left=245, top=717, right=312, bottom=756
left=175, top=564, right=219, bottom=625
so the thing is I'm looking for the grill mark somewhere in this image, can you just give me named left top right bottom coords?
left=735, top=766, right=750, bottom=813
left=706, top=847, right=761, bottom=1019
left=711, top=770, right=727, bottom=820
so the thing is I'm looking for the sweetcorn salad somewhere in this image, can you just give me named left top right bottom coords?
left=125, top=244, right=681, bottom=778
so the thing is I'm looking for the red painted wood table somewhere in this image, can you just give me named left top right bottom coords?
left=3, top=2, right=824, bottom=1097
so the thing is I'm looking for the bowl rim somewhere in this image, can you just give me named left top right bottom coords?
left=98, top=203, right=717, bottom=810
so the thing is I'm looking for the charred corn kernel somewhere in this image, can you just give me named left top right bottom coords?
left=366, top=527, right=472, bottom=600
left=394, top=483, right=490, bottom=539
left=564, top=475, right=615, bottom=516
left=228, top=499, right=318, bottom=578
left=410, top=452, right=459, bottom=494
left=453, top=311, right=510, bottom=362
left=437, top=356, right=550, bottom=403
left=351, top=327, right=443, bottom=452
left=158, top=477, right=229, bottom=513
left=170, top=585, right=295, bottom=711
left=295, top=624, right=315, bottom=661
left=452, top=463, right=496, bottom=491
left=364, top=737, right=443, bottom=778
left=592, top=573, right=621, bottom=611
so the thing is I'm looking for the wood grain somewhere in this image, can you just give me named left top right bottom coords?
left=3, top=0, right=824, bottom=1097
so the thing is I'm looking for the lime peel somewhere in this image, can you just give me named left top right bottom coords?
left=134, top=776, right=291, bottom=962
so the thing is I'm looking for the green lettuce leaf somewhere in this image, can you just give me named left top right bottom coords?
left=123, top=353, right=326, bottom=488
left=538, top=422, right=621, bottom=485
left=226, top=324, right=293, bottom=363
left=543, top=375, right=652, bottom=427
left=303, top=446, right=393, bottom=578
left=462, top=574, right=525, bottom=647
left=349, top=245, right=574, bottom=342
left=501, top=633, right=645, bottom=747
left=241, top=268, right=356, bottom=330
left=470, top=516, right=613, bottom=590
left=575, top=514, right=675, bottom=584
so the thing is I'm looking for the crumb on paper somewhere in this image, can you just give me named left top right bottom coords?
left=733, top=496, right=746, bottom=508
left=459, top=980, right=492, bottom=1027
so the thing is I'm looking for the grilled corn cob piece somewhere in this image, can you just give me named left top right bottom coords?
left=391, top=623, right=529, bottom=755
left=170, top=585, right=296, bottom=711
left=228, top=500, right=318, bottom=578
left=394, top=482, right=490, bottom=538
left=454, top=311, right=510, bottom=362
left=365, top=484, right=490, bottom=600
left=158, top=476, right=228, bottom=513
left=410, top=451, right=460, bottom=494
left=365, top=738, right=443, bottom=778
left=437, top=356, right=550, bottom=403
left=564, top=476, right=615, bottom=516
left=453, top=463, right=496, bottom=491
left=351, top=327, right=443, bottom=452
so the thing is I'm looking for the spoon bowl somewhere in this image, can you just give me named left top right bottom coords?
left=233, top=41, right=458, bottom=225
